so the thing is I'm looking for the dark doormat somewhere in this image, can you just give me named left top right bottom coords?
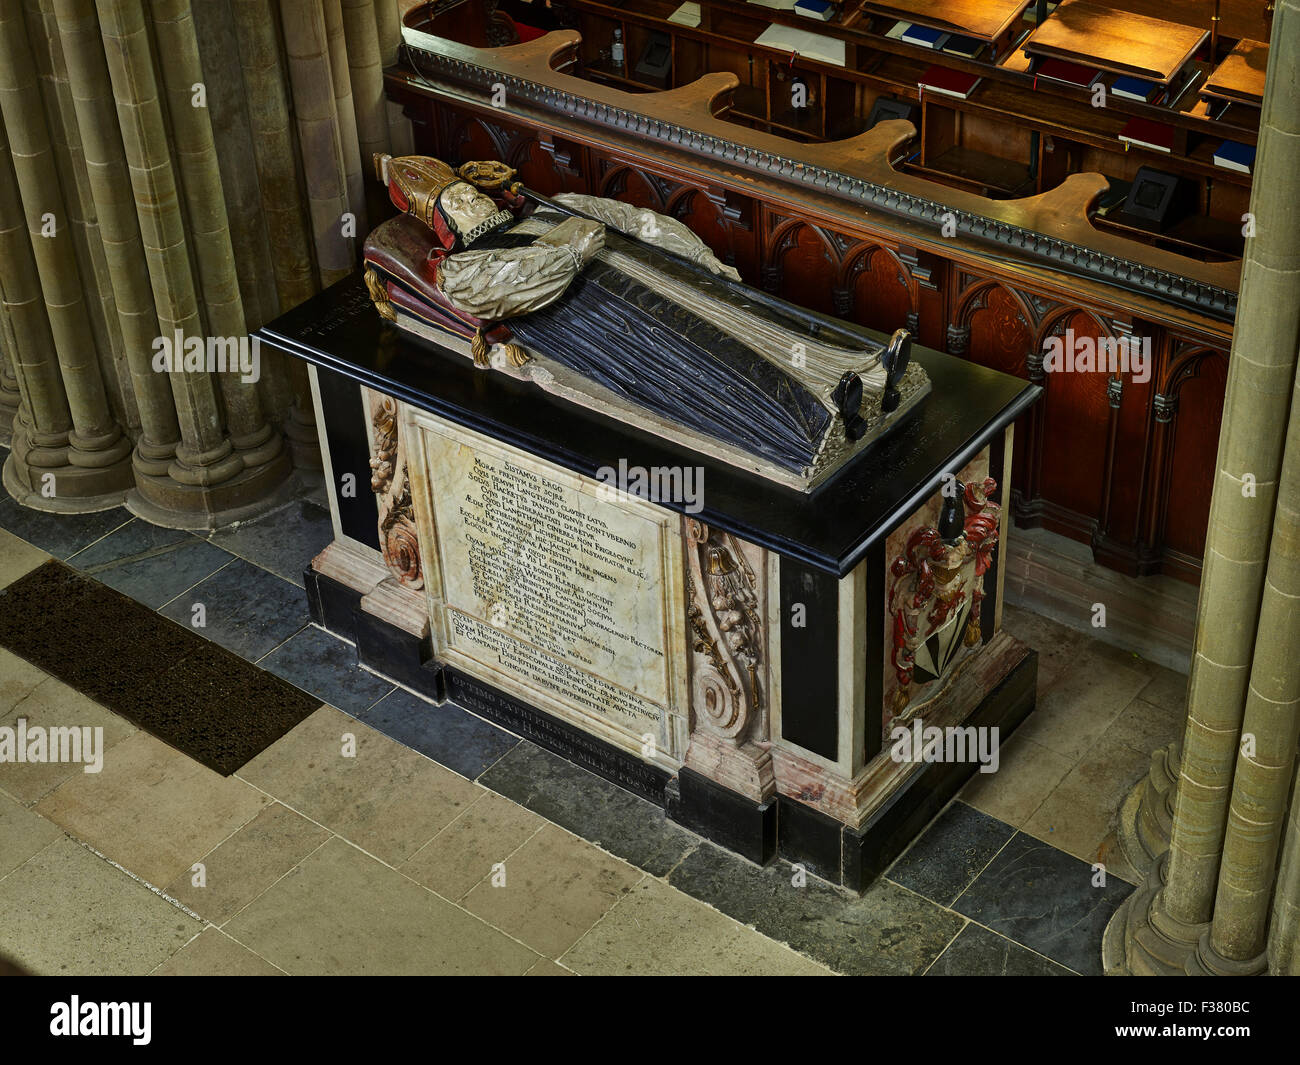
left=0, top=560, right=320, bottom=775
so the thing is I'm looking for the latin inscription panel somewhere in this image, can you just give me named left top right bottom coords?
left=415, top=420, right=684, bottom=751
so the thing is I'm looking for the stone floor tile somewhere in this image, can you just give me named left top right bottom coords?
left=925, top=922, right=1073, bottom=975
left=0, top=497, right=131, bottom=560
left=36, top=731, right=271, bottom=886
left=67, top=519, right=235, bottom=609
left=1024, top=731, right=1150, bottom=867
left=952, top=831, right=1135, bottom=976
left=257, top=626, right=393, bottom=715
left=0, top=646, right=47, bottom=718
left=563, top=877, right=832, bottom=976
left=0, top=677, right=138, bottom=805
left=237, top=707, right=480, bottom=865
left=1135, top=665, right=1189, bottom=715
left=886, top=800, right=1016, bottom=906
left=959, top=731, right=1074, bottom=827
left=461, top=823, right=642, bottom=958
left=525, top=958, right=575, bottom=976
left=1108, top=696, right=1185, bottom=758
left=401, top=790, right=543, bottom=901
left=0, top=836, right=199, bottom=974
left=479, top=741, right=699, bottom=877
left=0, top=527, right=49, bottom=588
left=668, top=840, right=963, bottom=975
left=159, top=558, right=311, bottom=662
left=361, top=687, right=519, bottom=780
left=0, top=789, right=61, bottom=878
left=164, top=801, right=331, bottom=925
left=153, top=928, right=283, bottom=976
left=224, top=837, right=539, bottom=975
left=1012, top=643, right=1151, bottom=760
left=206, top=500, right=333, bottom=588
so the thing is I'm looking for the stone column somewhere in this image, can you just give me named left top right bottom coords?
left=1105, top=0, right=1300, bottom=975
left=0, top=1, right=133, bottom=505
left=95, top=0, right=246, bottom=502
left=1194, top=337, right=1300, bottom=974
left=147, top=0, right=286, bottom=477
left=0, top=115, right=75, bottom=480
left=1268, top=705, right=1300, bottom=974
left=230, top=0, right=322, bottom=469
left=52, top=0, right=182, bottom=497
left=281, top=0, right=357, bottom=286
left=372, top=0, right=413, bottom=154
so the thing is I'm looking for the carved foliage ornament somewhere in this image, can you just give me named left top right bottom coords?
left=888, top=478, right=1000, bottom=715
left=685, top=519, right=764, bottom=741
left=370, top=397, right=424, bottom=590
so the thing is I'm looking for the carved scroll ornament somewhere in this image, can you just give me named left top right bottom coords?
left=370, top=396, right=424, bottom=590
left=685, top=519, right=764, bottom=741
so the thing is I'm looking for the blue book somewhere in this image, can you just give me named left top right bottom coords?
left=1213, top=140, right=1255, bottom=174
left=901, top=24, right=948, bottom=49
left=1111, top=76, right=1158, bottom=103
left=795, top=0, right=834, bottom=19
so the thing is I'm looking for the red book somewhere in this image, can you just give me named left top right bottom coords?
left=1035, top=58, right=1101, bottom=89
left=1117, top=117, right=1174, bottom=153
left=918, top=65, right=982, bottom=100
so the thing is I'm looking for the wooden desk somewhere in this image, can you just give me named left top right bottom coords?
left=858, top=0, right=1032, bottom=42
left=1202, top=39, right=1268, bottom=107
left=1023, top=0, right=1208, bottom=84
left=1109, top=0, right=1270, bottom=43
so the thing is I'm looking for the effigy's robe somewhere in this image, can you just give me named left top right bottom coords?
left=364, top=207, right=928, bottom=487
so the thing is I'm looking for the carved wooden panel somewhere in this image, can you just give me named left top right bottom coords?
left=844, top=245, right=913, bottom=334
left=767, top=218, right=837, bottom=316
left=1034, top=310, right=1115, bottom=533
left=1162, top=349, right=1228, bottom=564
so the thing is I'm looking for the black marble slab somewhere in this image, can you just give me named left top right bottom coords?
left=258, top=273, right=1040, bottom=577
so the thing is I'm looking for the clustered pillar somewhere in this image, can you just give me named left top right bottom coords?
left=1106, top=0, right=1300, bottom=977
left=0, top=0, right=407, bottom=525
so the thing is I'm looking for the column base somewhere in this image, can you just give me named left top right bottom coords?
left=1103, top=853, right=1209, bottom=975
left=1188, top=931, right=1268, bottom=976
left=126, top=448, right=295, bottom=531
left=2, top=444, right=132, bottom=512
left=1116, top=741, right=1179, bottom=876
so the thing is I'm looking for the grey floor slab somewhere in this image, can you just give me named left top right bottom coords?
left=257, top=625, right=394, bottom=716
left=479, top=741, right=700, bottom=878
left=925, top=921, right=1074, bottom=976
left=359, top=688, right=519, bottom=780
left=0, top=495, right=131, bottom=561
left=159, top=558, right=311, bottom=662
left=887, top=800, right=1017, bottom=907
left=668, top=840, right=965, bottom=976
left=68, top=519, right=235, bottom=610
left=952, top=831, right=1135, bottom=976
left=206, top=500, right=334, bottom=588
